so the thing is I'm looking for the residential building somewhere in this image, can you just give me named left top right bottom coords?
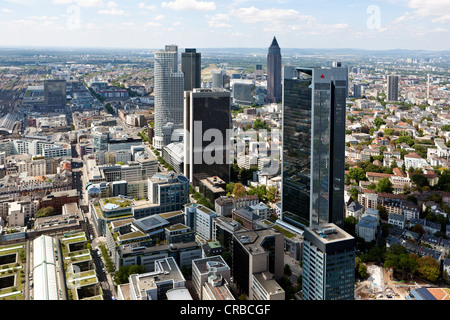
left=388, top=213, right=406, bottom=229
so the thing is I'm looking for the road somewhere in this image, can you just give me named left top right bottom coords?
left=284, top=253, right=302, bottom=284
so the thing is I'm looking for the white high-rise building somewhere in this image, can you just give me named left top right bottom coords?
left=153, top=45, right=185, bottom=150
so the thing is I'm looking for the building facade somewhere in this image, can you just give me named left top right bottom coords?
left=184, top=88, right=231, bottom=186
left=281, top=67, right=348, bottom=229
left=302, top=223, right=355, bottom=300
left=153, top=45, right=184, bottom=150
left=266, top=37, right=282, bottom=103
left=181, top=48, right=201, bottom=91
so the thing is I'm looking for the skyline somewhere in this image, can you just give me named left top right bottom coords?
left=0, top=0, right=449, bottom=51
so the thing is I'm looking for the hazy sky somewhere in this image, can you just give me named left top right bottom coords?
left=0, top=0, right=449, bottom=50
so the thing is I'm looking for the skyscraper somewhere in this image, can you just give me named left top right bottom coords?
left=44, top=79, right=66, bottom=106
left=184, top=88, right=231, bottom=186
left=153, top=45, right=185, bottom=150
left=266, top=37, right=282, bottom=103
left=281, top=67, right=348, bottom=230
left=181, top=48, right=202, bottom=91
left=387, top=75, right=399, bottom=102
left=302, top=223, right=355, bottom=300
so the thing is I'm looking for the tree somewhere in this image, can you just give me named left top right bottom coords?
left=266, top=186, right=277, bottom=203
left=347, top=167, right=367, bottom=184
left=377, top=204, right=388, bottom=220
left=373, top=117, right=386, bottom=129
left=113, top=264, right=146, bottom=284
left=367, top=183, right=376, bottom=190
left=247, top=185, right=267, bottom=202
left=411, top=224, right=425, bottom=236
left=356, top=259, right=368, bottom=279
left=349, top=188, right=359, bottom=202
left=233, top=183, right=246, bottom=197
left=437, top=172, right=450, bottom=192
left=411, top=174, right=429, bottom=188
left=376, top=177, right=393, bottom=193
left=35, top=206, right=56, bottom=218
left=417, top=256, right=440, bottom=283
left=284, top=264, right=292, bottom=277
left=406, top=195, right=418, bottom=204
left=344, top=216, right=357, bottom=236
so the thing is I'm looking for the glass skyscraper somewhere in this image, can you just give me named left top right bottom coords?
left=302, top=223, right=355, bottom=300
left=184, top=88, right=231, bottom=186
left=281, top=67, right=348, bottom=229
left=153, top=45, right=184, bottom=150
left=181, top=48, right=201, bottom=91
left=266, top=37, right=282, bottom=103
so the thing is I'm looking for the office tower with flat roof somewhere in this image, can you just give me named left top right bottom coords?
left=212, top=69, right=226, bottom=89
left=182, top=48, right=202, bottom=91
left=302, top=223, right=355, bottom=300
left=44, top=79, right=66, bottom=106
left=191, top=255, right=234, bottom=300
left=153, top=45, right=184, bottom=150
left=232, top=229, right=285, bottom=300
left=281, top=67, right=347, bottom=230
left=353, top=83, right=362, bottom=98
left=266, top=37, right=282, bottom=103
left=184, top=88, right=231, bottom=186
left=387, top=75, right=399, bottom=102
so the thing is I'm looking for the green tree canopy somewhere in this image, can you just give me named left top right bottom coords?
left=348, top=167, right=367, bottom=183
left=376, top=177, right=393, bottom=193
left=35, top=206, right=56, bottom=218
left=113, top=265, right=146, bottom=285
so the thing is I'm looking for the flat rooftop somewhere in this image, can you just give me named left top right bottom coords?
left=129, top=257, right=185, bottom=294
left=308, top=223, right=354, bottom=243
left=234, top=229, right=281, bottom=255
left=192, top=255, right=229, bottom=274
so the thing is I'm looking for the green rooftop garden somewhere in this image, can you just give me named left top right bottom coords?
left=0, top=244, right=26, bottom=300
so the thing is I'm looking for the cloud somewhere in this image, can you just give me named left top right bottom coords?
left=2, top=8, right=13, bottom=13
left=393, top=0, right=450, bottom=26
left=145, top=21, right=161, bottom=27
left=52, top=0, right=104, bottom=7
left=138, top=2, right=156, bottom=10
left=231, top=6, right=349, bottom=35
left=161, top=0, right=216, bottom=11
left=4, top=0, right=36, bottom=4
left=98, top=1, right=127, bottom=16
left=206, top=13, right=232, bottom=28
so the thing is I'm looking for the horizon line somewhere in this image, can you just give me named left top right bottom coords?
left=0, top=45, right=449, bottom=53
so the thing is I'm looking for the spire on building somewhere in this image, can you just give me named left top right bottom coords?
left=270, top=36, right=279, bottom=47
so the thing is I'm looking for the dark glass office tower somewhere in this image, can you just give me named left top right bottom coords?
left=281, top=67, right=347, bottom=229
left=266, top=37, right=282, bottom=103
left=184, top=88, right=231, bottom=186
left=44, top=79, right=66, bottom=106
left=182, top=48, right=202, bottom=91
